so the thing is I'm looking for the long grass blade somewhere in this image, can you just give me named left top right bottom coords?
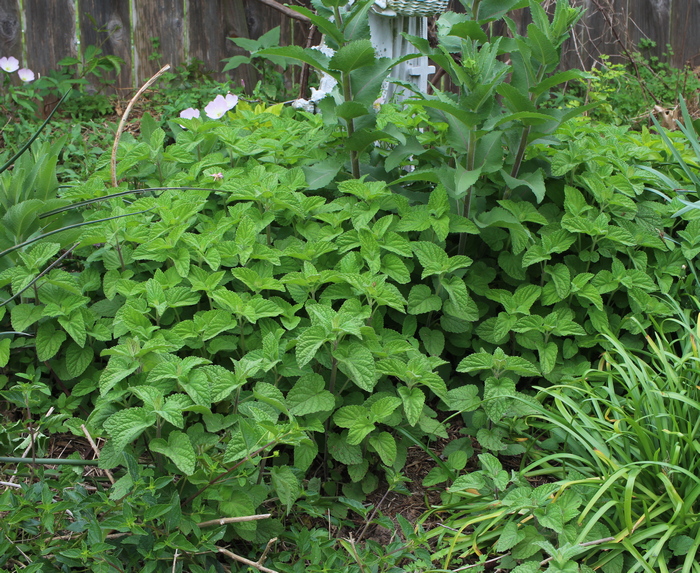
left=0, top=90, right=71, bottom=174
left=0, top=208, right=153, bottom=260
left=39, top=186, right=217, bottom=219
left=0, top=242, right=79, bottom=308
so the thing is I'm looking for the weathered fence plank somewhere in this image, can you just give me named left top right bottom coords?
left=563, top=0, right=700, bottom=71
left=0, top=0, right=21, bottom=61
left=4, top=0, right=699, bottom=94
left=79, top=0, right=132, bottom=91
left=132, top=0, right=184, bottom=83
left=671, top=0, right=700, bottom=69
left=187, top=0, right=256, bottom=90
left=25, top=0, right=76, bottom=78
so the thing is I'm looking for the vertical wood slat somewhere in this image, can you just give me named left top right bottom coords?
left=8, top=1, right=700, bottom=93
left=0, top=0, right=21, bottom=62
left=187, top=0, right=255, bottom=91
left=24, top=0, right=76, bottom=78
left=671, top=0, right=700, bottom=69
left=132, top=0, right=184, bottom=84
left=79, top=0, right=132, bottom=91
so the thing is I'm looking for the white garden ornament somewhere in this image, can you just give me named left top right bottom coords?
left=291, top=0, right=446, bottom=110
left=369, top=0, right=448, bottom=102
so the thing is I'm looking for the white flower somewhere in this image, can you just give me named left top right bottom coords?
left=18, top=68, right=34, bottom=82
left=204, top=94, right=238, bottom=119
left=179, top=107, right=200, bottom=119
left=225, top=93, right=238, bottom=109
left=0, top=56, right=19, bottom=73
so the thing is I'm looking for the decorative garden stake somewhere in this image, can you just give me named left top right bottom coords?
left=368, top=0, right=448, bottom=101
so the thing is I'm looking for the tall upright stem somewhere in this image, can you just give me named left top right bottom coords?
left=458, top=130, right=477, bottom=255
left=342, top=72, right=361, bottom=179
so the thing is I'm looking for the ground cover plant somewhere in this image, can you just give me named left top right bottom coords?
left=2, top=0, right=700, bottom=571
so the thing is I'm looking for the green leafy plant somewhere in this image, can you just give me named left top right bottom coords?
left=524, top=302, right=700, bottom=573
left=259, top=0, right=418, bottom=179
left=422, top=452, right=610, bottom=573
left=558, top=42, right=700, bottom=125
left=222, top=26, right=293, bottom=101
left=2, top=45, right=122, bottom=121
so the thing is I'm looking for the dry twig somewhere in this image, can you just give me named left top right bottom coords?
left=81, top=424, right=115, bottom=485
left=197, top=514, right=271, bottom=528
left=218, top=546, right=280, bottom=573
left=111, top=64, right=171, bottom=187
left=253, top=0, right=310, bottom=22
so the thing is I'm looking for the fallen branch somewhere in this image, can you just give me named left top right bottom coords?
left=47, top=515, right=271, bottom=542
left=198, top=514, right=271, bottom=528
left=253, top=0, right=310, bottom=22
left=218, top=546, right=279, bottom=573
left=111, top=64, right=171, bottom=187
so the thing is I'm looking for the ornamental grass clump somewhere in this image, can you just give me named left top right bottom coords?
left=528, top=303, right=700, bottom=573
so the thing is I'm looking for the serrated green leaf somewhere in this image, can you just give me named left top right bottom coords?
left=58, top=311, right=86, bottom=347
left=65, top=343, right=93, bottom=378
left=149, top=431, right=195, bottom=475
left=398, top=385, right=425, bottom=426
left=407, top=284, right=442, bottom=314
left=329, top=39, right=375, bottom=73
left=347, top=459, right=369, bottom=482
left=35, top=322, right=66, bottom=361
left=369, top=396, right=402, bottom=421
left=347, top=417, right=376, bottom=445
left=11, top=303, right=43, bottom=332
left=412, top=241, right=449, bottom=278
left=422, top=466, right=452, bottom=487
left=224, top=419, right=264, bottom=463
left=294, top=439, right=318, bottom=472
left=368, top=432, right=396, bottom=466
left=287, top=374, right=335, bottom=415
left=0, top=338, right=10, bottom=367
left=456, top=351, right=493, bottom=373
left=334, top=341, right=377, bottom=391
left=547, top=263, right=571, bottom=298
left=104, top=407, right=157, bottom=453
left=444, top=385, right=480, bottom=412
left=328, top=431, right=363, bottom=464
left=483, top=376, right=515, bottom=422
left=419, top=327, right=445, bottom=356
left=270, top=465, right=301, bottom=513
left=296, top=325, right=329, bottom=368
left=100, top=356, right=140, bottom=396
left=538, top=341, right=558, bottom=375
left=495, top=521, right=525, bottom=552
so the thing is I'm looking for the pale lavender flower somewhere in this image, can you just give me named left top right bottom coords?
left=17, top=68, right=35, bottom=82
left=225, top=93, right=238, bottom=109
left=204, top=94, right=238, bottom=119
left=210, top=172, right=224, bottom=181
left=0, top=56, right=19, bottom=73
left=179, top=107, right=200, bottom=120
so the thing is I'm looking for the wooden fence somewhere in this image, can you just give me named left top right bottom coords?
left=0, top=0, right=697, bottom=94
left=0, top=0, right=310, bottom=93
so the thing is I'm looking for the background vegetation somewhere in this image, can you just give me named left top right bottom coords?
left=1, top=0, right=700, bottom=572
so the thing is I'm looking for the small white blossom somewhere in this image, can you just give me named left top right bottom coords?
left=18, top=68, right=34, bottom=82
left=0, top=56, right=19, bottom=73
left=204, top=94, right=238, bottom=119
left=179, top=107, right=200, bottom=120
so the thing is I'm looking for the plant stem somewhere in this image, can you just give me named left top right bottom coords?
left=508, top=126, right=531, bottom=181
left=0, top=456, right=100, bottom=466
left=341, top=72, right=361, bottom=179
